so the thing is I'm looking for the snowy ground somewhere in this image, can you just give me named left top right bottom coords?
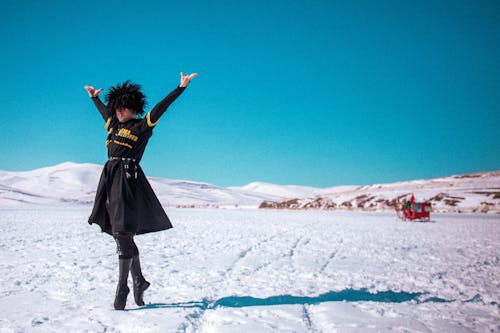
left=0, top=208, right=498, bottom=332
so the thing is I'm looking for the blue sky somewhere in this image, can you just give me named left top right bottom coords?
left=1, top=0, right=499, bottom=187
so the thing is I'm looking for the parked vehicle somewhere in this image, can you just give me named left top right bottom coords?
left=396, top=195, right=432, bottom=222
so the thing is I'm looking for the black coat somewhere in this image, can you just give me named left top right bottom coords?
left=88, top=86, right=185, bottom=235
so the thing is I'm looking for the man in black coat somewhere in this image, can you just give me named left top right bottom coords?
left=84, top=72, right=197, bottom=310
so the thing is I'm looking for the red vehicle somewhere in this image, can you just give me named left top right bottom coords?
left=396, top=195, right=432, bottom=222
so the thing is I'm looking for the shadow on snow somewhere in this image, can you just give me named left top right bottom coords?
left=128, top=288, right=452, bottom=311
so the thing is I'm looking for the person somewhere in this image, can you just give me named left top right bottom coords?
left=84, top=72, right=198, bottom=310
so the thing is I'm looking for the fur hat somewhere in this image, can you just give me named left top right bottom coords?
left=105, top=80, right=147, bottom=115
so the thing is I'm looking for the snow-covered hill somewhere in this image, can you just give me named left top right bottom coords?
left=0, top=162, right=499, bottom=213
left=0, top=162, right=280, bottom=208
left=230, top=182, right=321, bottom=199
left=257, top=171, right=500, bottom=213
left=0, top=162, right=100, bottom=207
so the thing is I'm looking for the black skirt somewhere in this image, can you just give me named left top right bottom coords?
left=88, top=159, right=172, bottom=235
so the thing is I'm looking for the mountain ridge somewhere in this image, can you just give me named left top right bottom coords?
left=0, top=162, right=498, bottom=213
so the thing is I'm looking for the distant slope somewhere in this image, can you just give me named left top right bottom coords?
left=0, top=162, right=100, bottom=206
left=0, top=163, right=498, bottom=213
left=229, top=182, right=321, bottom=199
left=257, top=171, right=500, bottom=213
left=0, top=162, right=281, bottom=208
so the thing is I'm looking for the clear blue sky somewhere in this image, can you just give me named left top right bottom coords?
left=1, top=0, right=499, bottom=187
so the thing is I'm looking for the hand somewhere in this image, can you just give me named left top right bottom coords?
left=179, top=72, right=198, bottom=87
left=84, top=85, right=103, bottom=98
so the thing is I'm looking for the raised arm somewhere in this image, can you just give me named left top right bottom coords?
left=146, top=72, right=198, bottom=126
left=84, top=85, right=109, bottom=121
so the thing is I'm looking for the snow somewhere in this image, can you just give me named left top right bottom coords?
left=0, top=207, right=498, bottom=332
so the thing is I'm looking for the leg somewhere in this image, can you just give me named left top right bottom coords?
left=130, top=245, right=150, bottom=306
left=113, top=233, right=136, bottom=310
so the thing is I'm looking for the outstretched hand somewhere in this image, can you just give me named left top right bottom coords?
left=84, top=85, right=103, bottom=98
left=179, top=72, right=198, bottom=88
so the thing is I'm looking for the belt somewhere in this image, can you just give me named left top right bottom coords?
left=108, top=157, right=138, bottom=179
left=109, top=157, right=136, bottom=162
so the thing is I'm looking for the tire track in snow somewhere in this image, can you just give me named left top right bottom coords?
left=319, top=238, right=343, bottom=274
left=288, top=237, right=303, bottom=258
left=319, top=250, right=338, bottom=274
left=179, top=308, right=204, bottom=333
left=223, top=233, right=281, bottom=279
left=251, top=236, right=310, bottom=274
left=302, top=304, right=319, bottom=333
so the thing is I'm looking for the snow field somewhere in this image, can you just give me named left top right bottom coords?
left=0, top=208, right=498, bottom=332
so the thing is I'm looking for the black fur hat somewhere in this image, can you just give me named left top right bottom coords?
left=105, top=80, right=147, bottom=115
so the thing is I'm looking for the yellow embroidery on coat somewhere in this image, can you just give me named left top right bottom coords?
left=146, top=112, right=159, bottom=127
left=117, top=128, right=138, bottom=142
left=113, top=140, right=133, bottom=149
left=104, top=117, right=111, bottom=130
left=105, top=139, right=111, bottom=146
left=108, top=127, right=113, bottom=135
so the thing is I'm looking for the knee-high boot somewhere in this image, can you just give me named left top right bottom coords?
left=131, top=254, right=150, bottom=306
left=114, top=258, right=132, bottom=310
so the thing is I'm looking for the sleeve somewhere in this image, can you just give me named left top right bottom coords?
left=91, top=96, right=110, bottom=122
left=145, top=86, right=186, bottom=127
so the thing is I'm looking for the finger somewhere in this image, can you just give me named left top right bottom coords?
left=188, top=73, right=199, bottom=79
left=96, top=88, right=103, bottom=94
left=180, top=71, right=185, bottom=78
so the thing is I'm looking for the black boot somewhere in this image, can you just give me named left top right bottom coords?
left=114, top=258, right=132, bottom=310
left=131, top=254, right=150, bottom=306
